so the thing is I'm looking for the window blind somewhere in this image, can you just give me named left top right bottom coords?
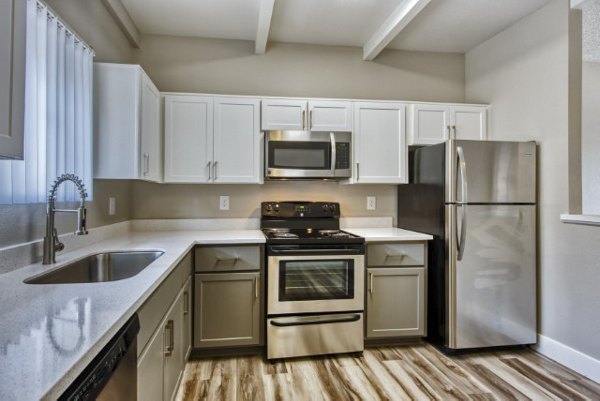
left=0, top=0, right=94, bottom=204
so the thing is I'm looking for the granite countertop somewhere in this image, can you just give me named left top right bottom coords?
left=0, top=222, right=430, bottom=400
left=0, top=229, right=265, bottom=401
left=345, top=227, right=433, bottom=242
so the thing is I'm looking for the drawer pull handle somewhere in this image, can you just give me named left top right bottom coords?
left=369, top=272, right=374, bottom=294
left=254, top=276, right=258, bottom=299
left=164, top=320, right=174, bottom=356
left=384, top=252, right=407, bottom=262
left=183, top=291, right=189, bottom=315
left=215, top=256, right=240, bottom=266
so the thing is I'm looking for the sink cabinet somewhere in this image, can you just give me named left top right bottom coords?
left=193, top=245, right=263, bottom=350
left=0, top=0, right=26, bottom=160
left=365, top=242, right=427, bottom=340
left=137, top=252, right=192, bottom=401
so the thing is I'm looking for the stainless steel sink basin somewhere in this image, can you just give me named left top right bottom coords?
left=25, top=250, right=164, bottom=284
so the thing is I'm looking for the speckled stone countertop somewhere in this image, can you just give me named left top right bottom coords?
left=0, top=229, right=265, bottom=401
left=0, top=220, right=431, bottom=400
left=345, top=227, right=433, bottom=242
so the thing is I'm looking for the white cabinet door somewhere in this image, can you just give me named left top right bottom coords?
left=409, top=104, right=450, bottom=145
left=164, top=95, right=213, bottom=183
left=354, top=102, right=407, bottom=184
left=450, top=105, right=487, bottom=141
left=261, top=99, right=307, bottom=131
left=408, top=103, right=488, bottom=145
left=140, top=74, right=162, bottom=182
left=308, top=101, right=352, bottom=131
left=213, top=98, right=261, bottom=183
left=0, top=0, right=26, bottom=160
left=94, top=64, right=162, bottom=182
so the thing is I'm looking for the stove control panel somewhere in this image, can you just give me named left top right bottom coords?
left=261, top=202, right=340, bottom=218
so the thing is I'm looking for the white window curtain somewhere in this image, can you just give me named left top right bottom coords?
left=0, top=0, right=94, bottom=204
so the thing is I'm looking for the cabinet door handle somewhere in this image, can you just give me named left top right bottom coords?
left=302, top=109, right=306, bottom=130
left=309, top=109, right=313, bottom=129
left=183, top=291, right=189, bottom=315
left=254, top=276, right=258, bottom=299
left=213, top=160, right=218, bottom=181
left=369, top=272, right=374, bottom=294
left=207, top=161, right=212, bottom=181
left=452, top=125, right=457, bottom=139
left=164, top=320, right=174, bottom=356
left=447, top=125, right=451, bottom=139
left=356, top=162, right=360, bottom=181
left=143, top=153, right=149, bottom=175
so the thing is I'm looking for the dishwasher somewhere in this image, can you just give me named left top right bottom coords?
left=59, top=314, right=140, bottom=401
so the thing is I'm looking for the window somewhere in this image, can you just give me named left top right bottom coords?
left=0, top=0, right=94, bottom=204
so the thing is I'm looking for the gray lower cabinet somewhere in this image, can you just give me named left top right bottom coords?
left=366, top=241, right=428, bottom=340
left=137, top=253, right=192, bottom=401
left=194, top=272, right=261, bottom=348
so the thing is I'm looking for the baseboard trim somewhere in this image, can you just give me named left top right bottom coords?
left=533, top=334, right=600, bottom=383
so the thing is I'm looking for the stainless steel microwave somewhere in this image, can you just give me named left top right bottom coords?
left=265, top=131, right=352, bottom=179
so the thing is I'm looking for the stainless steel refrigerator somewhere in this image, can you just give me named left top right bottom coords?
left=398, top=139, right=537, bottom=350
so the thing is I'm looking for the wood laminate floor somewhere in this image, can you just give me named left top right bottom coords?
left=175, top=343, right=600, bottom=400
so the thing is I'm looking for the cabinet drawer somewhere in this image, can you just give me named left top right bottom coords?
left=195, top=246, right=261, bottom=272
left=367, top=243, right=425, bottom=267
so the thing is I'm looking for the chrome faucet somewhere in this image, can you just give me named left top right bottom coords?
left=43, top=174, right=89, bottom=264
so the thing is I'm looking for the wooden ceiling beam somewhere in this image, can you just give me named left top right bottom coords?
left=363, top=0, right=431, bottom=61
left=255, top=0, right=275, bottom=54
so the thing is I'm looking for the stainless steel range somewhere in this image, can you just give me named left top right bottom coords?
left=261, top=201, right=365, bottom=360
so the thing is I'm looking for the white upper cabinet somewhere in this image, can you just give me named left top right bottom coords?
left=353, top=102, right=407, bottom=184
left=164, top=95, right=262, bottom=184
left=94, top=63, right=162, bottom=182
left=164, top=95, right=213, bottom=183
left=409, top=103, right=488, bottom=145
left=213, top=97, right=261, bottom=183
left=0, top=0, right=26, bottom=160
left=261, top=99, right=352, bottom=132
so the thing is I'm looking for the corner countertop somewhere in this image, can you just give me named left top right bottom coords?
left=0, top=222, right=431, bottom=400
left=0, top=229, right=265, bottom=401
left=345, top=227, right=433, bottom=242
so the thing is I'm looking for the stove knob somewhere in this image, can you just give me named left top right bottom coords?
left=265, top=204, right=273, bottom=211
left=274, top=204, right=280, bottom=212
left=322, top=204, right=331, bottom=214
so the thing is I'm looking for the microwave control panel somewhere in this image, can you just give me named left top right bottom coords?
left=335, top=143, right=350, bottom=169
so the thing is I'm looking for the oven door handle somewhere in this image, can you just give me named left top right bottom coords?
left=268, top=248, right=364, bottom=255
left=270, top=314, right=361, bottom=327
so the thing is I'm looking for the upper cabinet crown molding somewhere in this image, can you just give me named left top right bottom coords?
left=261, top=99, right=352, bottom=132
left=0, top=0, right=26, bottom=160
left=94, top=63, right=162, bottom=182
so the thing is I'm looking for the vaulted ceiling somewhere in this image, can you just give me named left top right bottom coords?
left=115, top=0, right=552, bottom=59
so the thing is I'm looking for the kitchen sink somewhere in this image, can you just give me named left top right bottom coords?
left=24, top=250, right=164, bottom=284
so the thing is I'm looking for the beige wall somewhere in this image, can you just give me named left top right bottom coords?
left=581, top=61, right=600, bottom=214
left=132, top=181, right=397, bottom=221
left=0, top=1, right=133, bottom=249
left=466, top=0, right=600, bottom=359
left=129, top=36, right=466, bottom=222
left=133, top=36, right=465, bottom=102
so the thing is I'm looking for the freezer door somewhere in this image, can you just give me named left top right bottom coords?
left=446, top=140, right=536, bottom=204
left=446, top=204, right=536, bottom=349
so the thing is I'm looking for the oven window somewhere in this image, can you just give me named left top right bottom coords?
left=268, top=141, right=331, bottom=170
left=279, top=260, right=354, bottom=301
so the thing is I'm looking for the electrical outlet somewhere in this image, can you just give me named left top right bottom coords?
left=108, top=197, right=116, bottom=215
left=219, top=195, right=230, bottom=211
left=367, top=196, right=376, bottom=211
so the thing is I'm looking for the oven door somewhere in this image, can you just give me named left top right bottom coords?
left=265, top=131, right=351, bottom=179
left=267, top=253, right=365, bottom=315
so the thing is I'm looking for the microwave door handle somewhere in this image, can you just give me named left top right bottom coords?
left=330, top=132, right=336, bottom=177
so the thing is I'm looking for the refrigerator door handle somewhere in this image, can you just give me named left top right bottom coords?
left=456, top=145, right=468, bottom=261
